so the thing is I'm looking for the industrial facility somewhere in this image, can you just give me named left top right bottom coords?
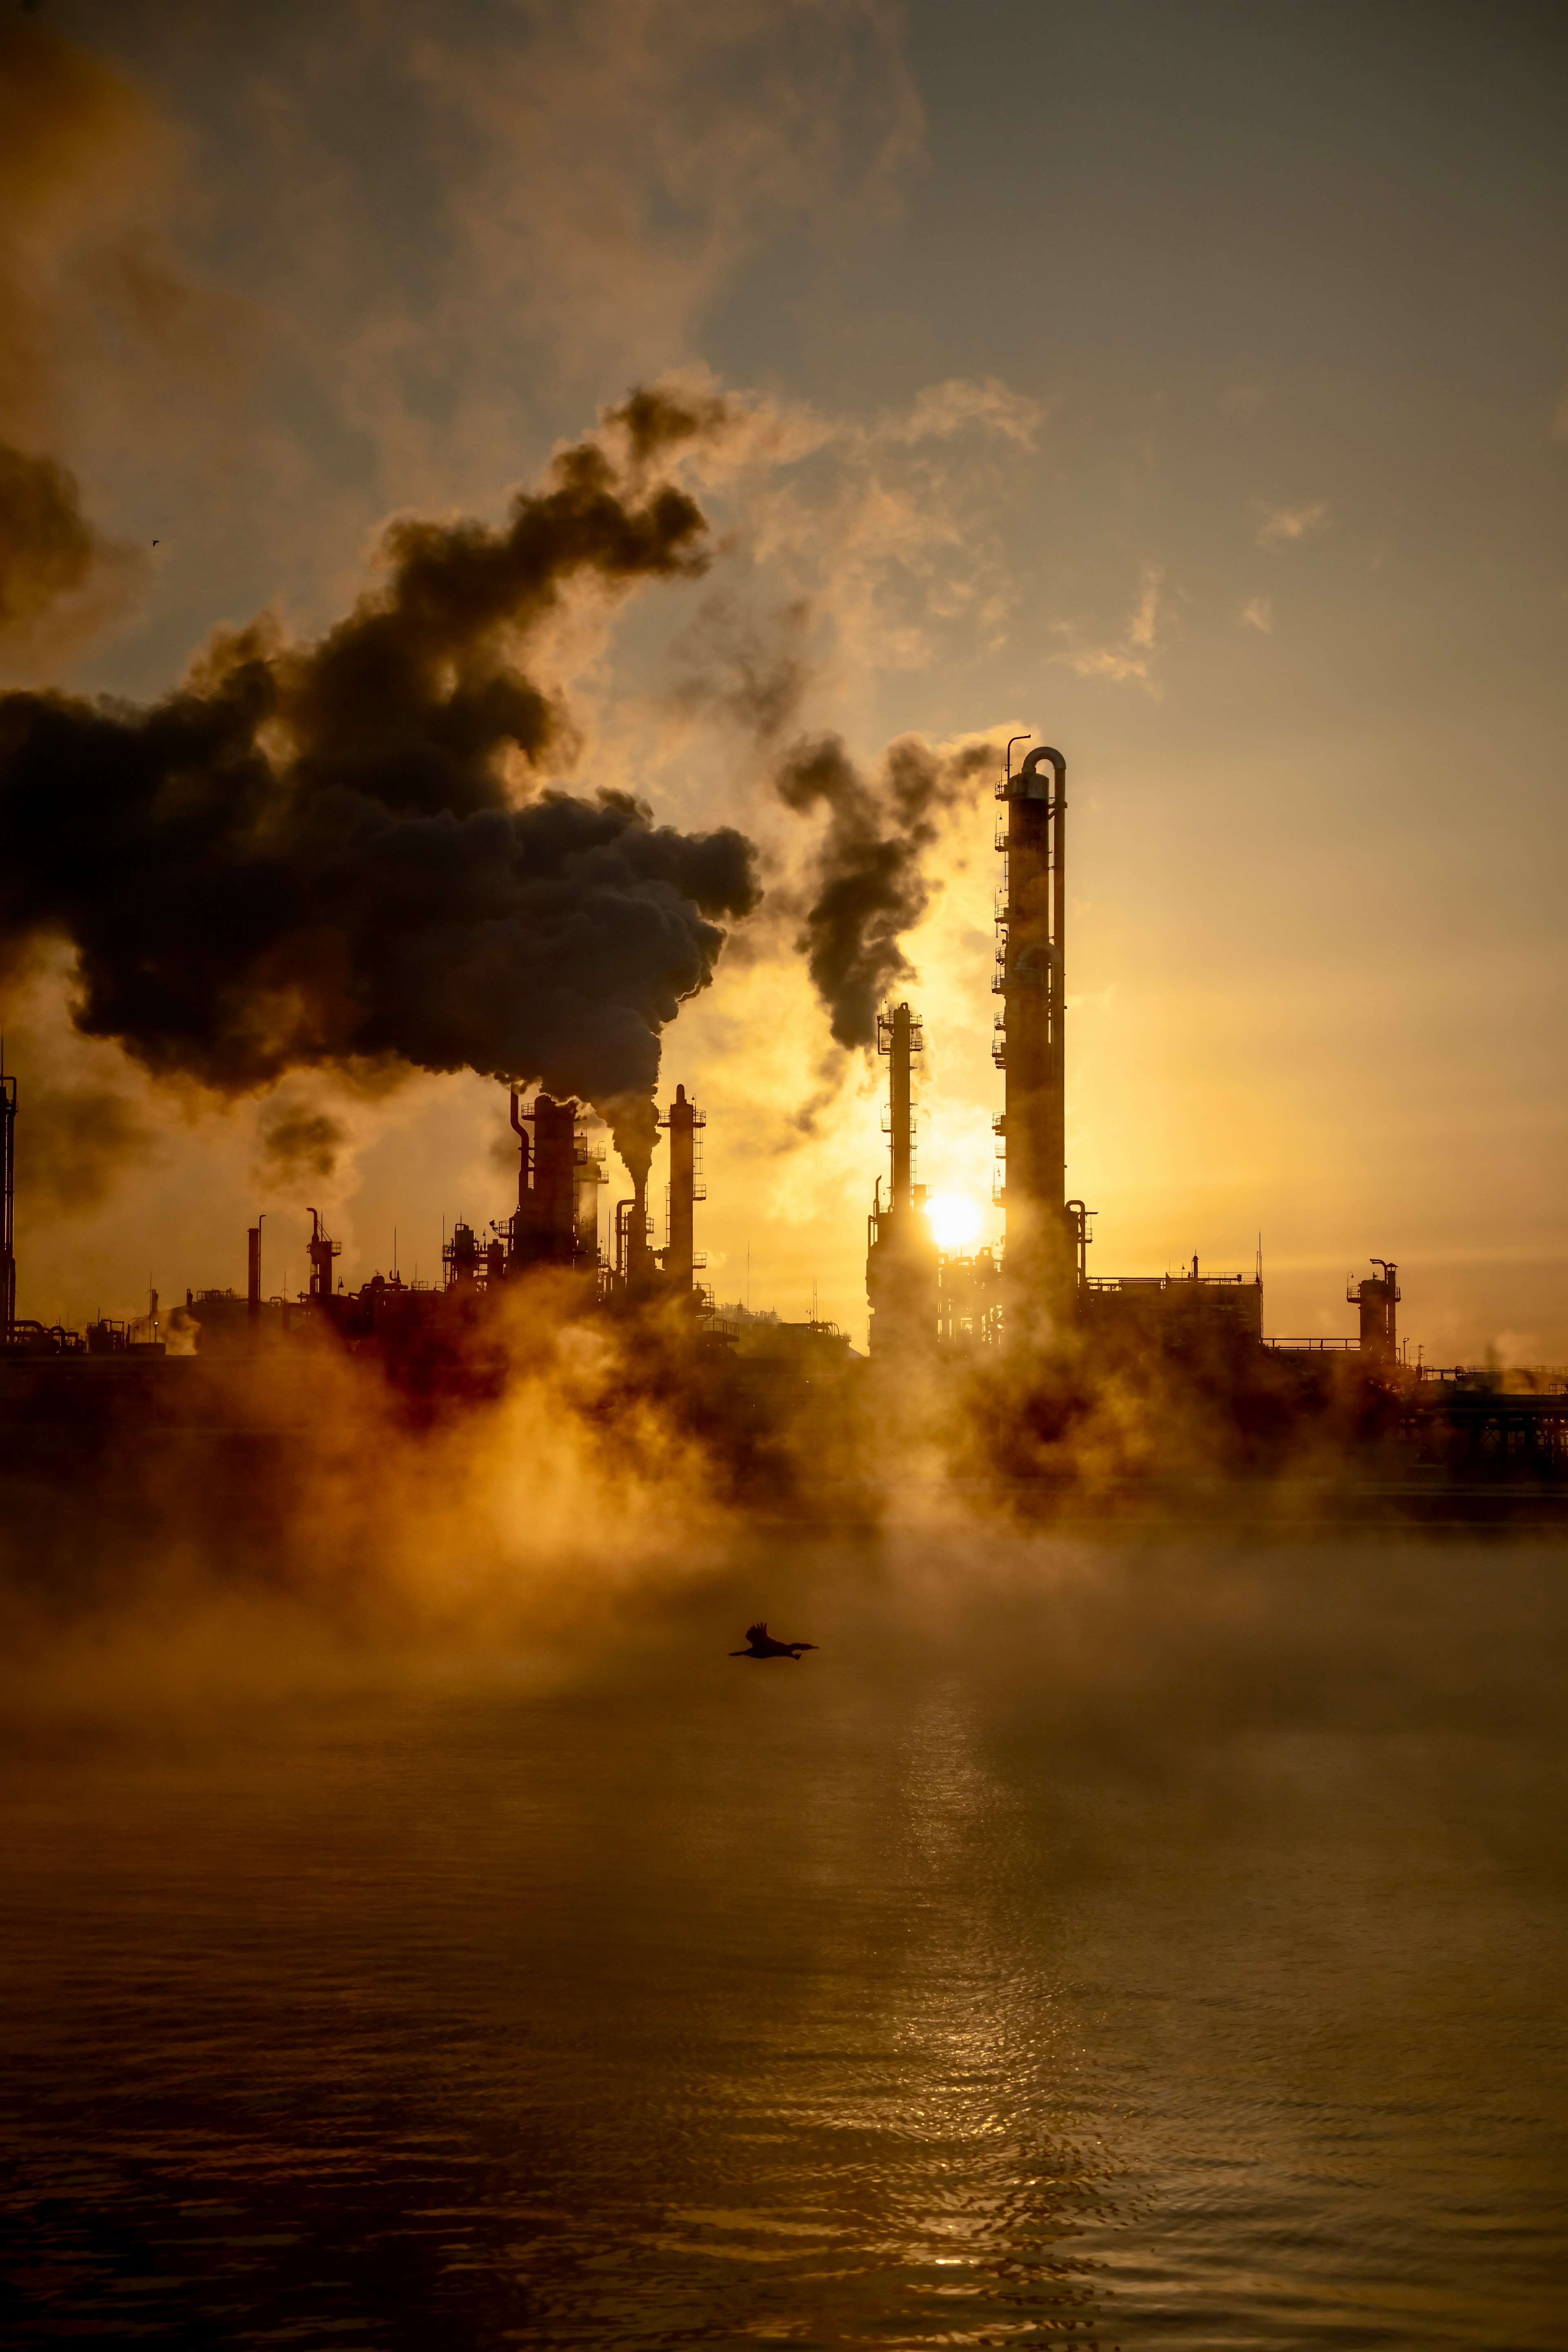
left=0, top=732, right=1564, bottom=1489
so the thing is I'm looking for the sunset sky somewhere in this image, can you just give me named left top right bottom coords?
left=3, top=0, right=1566, bottom=1360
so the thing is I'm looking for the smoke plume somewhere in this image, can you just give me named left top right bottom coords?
left=775, top=731, right=997, bottom=1048
left=0, top=417, right=761, bottom=1176
left=258, top=1104, right=347, bottom=1187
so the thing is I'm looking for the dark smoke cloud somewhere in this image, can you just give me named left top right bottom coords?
left=258, top=1105, right=346, bottom=1186
left=775, top=731, right=997, bottom=1048
left=0, top=419, right=761, bottom=1177
left=604, top=383, right=735, bottom=469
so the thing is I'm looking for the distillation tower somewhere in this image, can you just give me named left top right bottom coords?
left=1, top=1074, right=15, bottom=1343
left=994, top=743, right=1074, bottom=1338
left=660, top=1085, right=706, bottom=1292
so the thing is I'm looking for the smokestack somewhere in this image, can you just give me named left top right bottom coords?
left=884, top=1002, right=916, bottom=1213
left=628, top=1174, right=650, bottom=1277
left=865, top=1000, right=936, bottom=1357
left=0, top=1074, right=14, bottom=1346
left=661, top=1084, right=705, bottom=1292
left=995, top=744, right=1072, bottom=1339
left=247, top=1221, right=262, bottom=1351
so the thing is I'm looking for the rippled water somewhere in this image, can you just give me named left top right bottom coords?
left=1, top=1531, right=1564, bottom=2347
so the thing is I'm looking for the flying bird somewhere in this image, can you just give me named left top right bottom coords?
left=730, top=1621, right=817, bottom=1660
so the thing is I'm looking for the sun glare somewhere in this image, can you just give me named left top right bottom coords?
left=923, top=1191, right=982, bottom=1251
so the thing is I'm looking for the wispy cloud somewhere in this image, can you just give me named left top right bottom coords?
left=1052, top=563, right=1165, bottom=688
left=653, top=369, right=1043, bottom=725
left=1256, top=500, right=1327, bottom=549
left=1238, top=594, right=1273, bottom=634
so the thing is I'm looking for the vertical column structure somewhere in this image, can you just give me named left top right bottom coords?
left=247, top=1223, right=262, bottom=1350
left=532, top=1096, right=580, bottom=1258
left=660, top=1085, right=705, bottom=1292
left=886, top=1003, right=915, bottom=1214
left=0, top=1075, right=15, bottom=1343
left=995, top=744, right=1072, bottom=1338
left=306, top=1207, right=341, bottom=1303
left=1351, top=1259, right=1400, bottom=1364
left=866, top=1001, right=935, bottom=1357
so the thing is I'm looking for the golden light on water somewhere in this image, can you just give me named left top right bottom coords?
left=924, top=1192, right=983, bottom=1252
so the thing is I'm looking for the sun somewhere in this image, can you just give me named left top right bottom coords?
left=923, top=1190, right=982, bottom=1252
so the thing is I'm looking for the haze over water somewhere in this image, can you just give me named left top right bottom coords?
left=3, top=1530, right=1563, bottom=2347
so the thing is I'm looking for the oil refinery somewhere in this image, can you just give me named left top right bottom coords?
left=1, top=735, right=1563, bottom=1496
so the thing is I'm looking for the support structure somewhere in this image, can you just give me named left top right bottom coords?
left=865, top=1001, right=936, bottom=1356
left=994, top=743, right=1073, bottom=1339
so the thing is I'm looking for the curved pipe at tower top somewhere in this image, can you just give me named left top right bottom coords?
left=1018, top=744, right=1066, bottom=799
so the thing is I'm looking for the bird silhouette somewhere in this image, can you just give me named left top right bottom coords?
left=730, top=1621, right=817, bottom=1660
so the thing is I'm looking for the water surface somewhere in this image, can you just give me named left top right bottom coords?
left=1, top=1531, right=1564, bottom=2346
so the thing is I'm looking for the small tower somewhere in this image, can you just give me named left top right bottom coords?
left=305, top=1207, right=341, bottom=1303
left=1350, top=1259, right=1400, bottom=1365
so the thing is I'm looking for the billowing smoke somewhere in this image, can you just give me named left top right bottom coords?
left=0, top=416, right=761, bottom=1177
left=775, top=731, right=997, bottom=1048
left=258, top=1105, right=346, bottom=1187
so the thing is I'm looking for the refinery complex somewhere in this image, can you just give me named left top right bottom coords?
left=1, top=737, right=1563, bottom=1492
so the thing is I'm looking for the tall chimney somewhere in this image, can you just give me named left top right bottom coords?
left=0, top=1075, right=15, bottom=1345
left=247, top=1221, right=262, bottom=1350
left=886, top=1002, right=915, bottom=1213
left=995, top=744, right=1072, bottom=1339
left=661, top=1085, right=704, bottom=1292
left=865, top=1001, right=936, bottom=1356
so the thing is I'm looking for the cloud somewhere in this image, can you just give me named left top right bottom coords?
left=659, top=371, right=1042, bottom=729
left=0, top=18, right=245, bottom=451
left=13, top=1078, right=156, bottom=1216
left=1053, top=563, right=1165, bottom=687
left=1239, top=595, right=1273, bottom=634
left=394, top=0, right=926, bottom=396
left=878, top=376, right=1040, bottom=451
left=0, top=443, right=149, bottom=673
left=1256, top=500, right=1327, bottom=549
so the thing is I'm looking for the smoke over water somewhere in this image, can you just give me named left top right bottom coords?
left=0, top=405, right=760, bottom=1175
